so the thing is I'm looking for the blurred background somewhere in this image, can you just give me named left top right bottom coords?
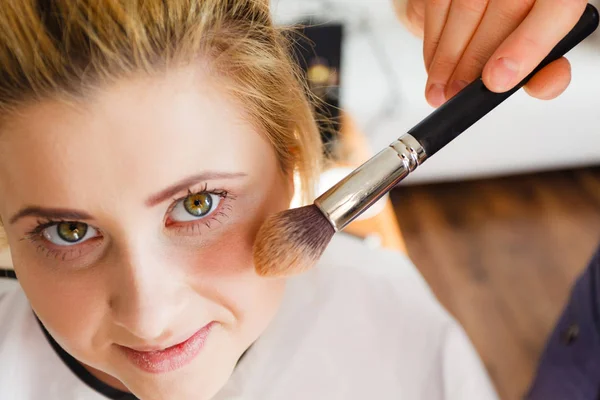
left=271, top=0, right=600, bottom=398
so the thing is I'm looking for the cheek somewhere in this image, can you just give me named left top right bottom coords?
left=180, top=188, right=290, bottom=332
left=13, top=259, right=108, bottom=353
left=187, top=226, right=286, bottom=311
left=175, top=227, right=285, bottom=347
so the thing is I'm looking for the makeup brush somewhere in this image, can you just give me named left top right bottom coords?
left=253, top=3, right=600, bottom=277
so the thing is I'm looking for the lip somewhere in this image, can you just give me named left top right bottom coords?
left=119, top=322, right=216, bottom=373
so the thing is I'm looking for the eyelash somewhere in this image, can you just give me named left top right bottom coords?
left=23, top=219, right=103, bottom=261
left=23, top=184, right=235, bottom=259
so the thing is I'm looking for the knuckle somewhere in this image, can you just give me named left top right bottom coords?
left=429, top=56, right=458, bottom=77
left=470, top=47, right=492, bottom=70
left=444, top=43, right=491, bottom=82
left=458, top=53, right=488, bottom=78
left=429, top=0, right=451, bottom=9
left=521, top=0, right=536, bottom=9
left=396, top=0, right=426, bottom=35
left=456, top=0, right=489, bottom=15
left=424, top=42, right=439, bottom=60
left=406, top=0, right=425, bottom=24
left=517, top=32, right=542, bottom=52
left=500, top=0, right=535, bottom=21
left=452, top=62, right=485, bottom=83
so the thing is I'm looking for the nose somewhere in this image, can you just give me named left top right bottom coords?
left=108, top=242, right=187, bottom=342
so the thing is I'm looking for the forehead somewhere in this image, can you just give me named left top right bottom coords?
left=0, top=67, right=277, bottom=213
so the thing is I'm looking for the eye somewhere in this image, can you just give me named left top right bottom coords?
left=170, top=192, right=221, bottom=222
left=42, top=221, right=99, bottom=246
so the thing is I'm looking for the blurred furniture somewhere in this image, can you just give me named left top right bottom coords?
left=289, top=22, right=344, bottom=155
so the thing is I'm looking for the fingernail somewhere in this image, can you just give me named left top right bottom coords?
left=448, top=80, right=468, bottom=98
left=490, top=57, right=519, bottom=91
left=427, top=83, right=446, bottom=107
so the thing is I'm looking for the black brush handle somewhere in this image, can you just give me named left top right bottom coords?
left=408, top=3, right=599, bottom=157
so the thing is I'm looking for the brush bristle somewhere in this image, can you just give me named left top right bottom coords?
left=253, top=204, right=335, bottom=277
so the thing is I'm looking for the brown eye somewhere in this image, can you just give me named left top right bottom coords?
left=57, top=222, right=88, bottom=242
left=42, top=221, right=98, bottom=246
left=184, top=193, right=213, bottom=217
left=170, top=192, right=221, bottom=222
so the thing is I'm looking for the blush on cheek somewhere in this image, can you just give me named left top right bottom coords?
left=185, top=228, right=256, bottom=277
left=194, top=237, right=285, bottom=325
left=180, top=222, right=286, bottom=331
left=191, top=183, right=290, bottom=277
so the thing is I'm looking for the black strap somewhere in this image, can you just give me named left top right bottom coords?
left=0, top=269, right=16, bottom=279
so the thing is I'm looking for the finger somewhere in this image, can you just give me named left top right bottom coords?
left=482, top=0, right=587, bottom=93
left=425, top=0, right=490, bottom=107
left=523, top=57, right=571, bottom=100
left=422, top=0, right=452, bottom=72
left=405, top=0, right=426, bottom=37
left=445, top=0, right=535, bottom=100
left=395, top=0, right=426, bottom=38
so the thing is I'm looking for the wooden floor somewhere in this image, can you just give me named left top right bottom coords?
left=390, top=166, right=600, bottom=400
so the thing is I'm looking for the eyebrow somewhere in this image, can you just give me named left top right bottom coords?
left=144, top=172, right=247, bottom=207
left=9, top=207, right=92, bottom=225
left=9, top=172, right=247, bottom=225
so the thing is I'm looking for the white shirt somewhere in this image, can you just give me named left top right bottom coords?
left=0, top=234, right=499, bottom=400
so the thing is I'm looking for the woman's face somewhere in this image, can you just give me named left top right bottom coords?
left=0, top=66, right=292, bottom=399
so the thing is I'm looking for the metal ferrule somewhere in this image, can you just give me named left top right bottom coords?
left=314, top=133, right=427, bottom=231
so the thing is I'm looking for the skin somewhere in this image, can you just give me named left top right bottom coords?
left=394, top=0, right=587, bottom=107
left=0, top=65, right=293, bottom=400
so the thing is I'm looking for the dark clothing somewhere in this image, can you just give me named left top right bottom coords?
left=528, top=246, right=600, bottom=399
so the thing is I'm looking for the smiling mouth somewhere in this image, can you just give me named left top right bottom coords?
left=119, top=322, right=216, bottom=373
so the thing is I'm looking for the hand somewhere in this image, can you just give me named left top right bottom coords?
left=394, top=0, right=588, bottom=107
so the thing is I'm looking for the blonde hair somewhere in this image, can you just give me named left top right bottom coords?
left=0, top=0, right=323, bottom=248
